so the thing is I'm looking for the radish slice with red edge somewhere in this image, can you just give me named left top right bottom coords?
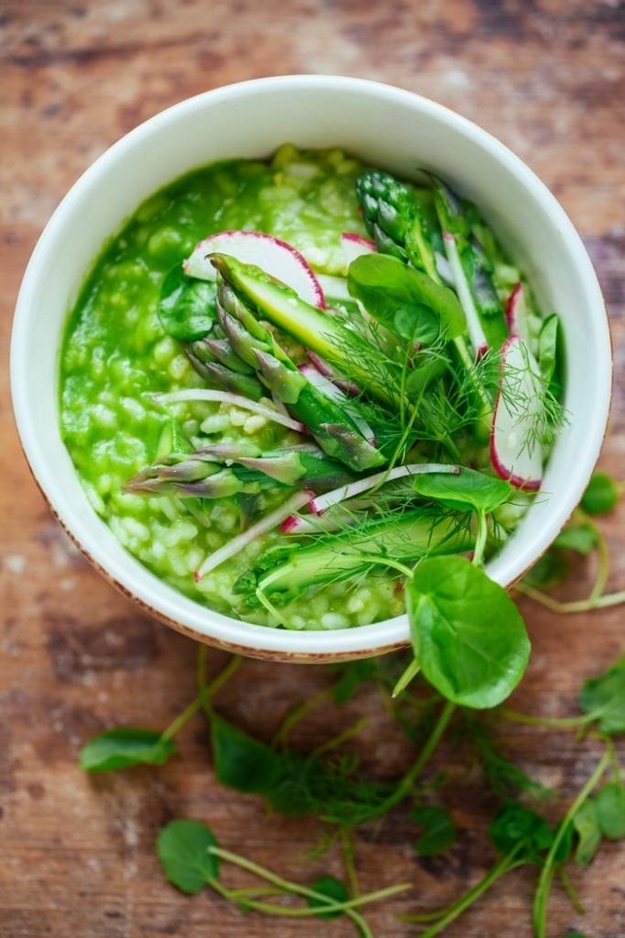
left=316, top=274, right=351, bottom=302
left=183, top=230, right=326, bottom=309
left=281, top=463, right=460, bottom=533
left=490, top=334, right=545, bottom=490
left=339, top=232, right=376, bottom=266
left=505, top=282, right=532, bottom=345
left=316, top=233, right=377, bottom=300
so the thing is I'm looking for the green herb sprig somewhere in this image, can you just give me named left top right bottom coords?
left=78, top=469, right=625, bottom=937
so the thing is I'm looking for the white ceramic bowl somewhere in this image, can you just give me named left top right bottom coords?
left=11, top=75, right=612, bottom=662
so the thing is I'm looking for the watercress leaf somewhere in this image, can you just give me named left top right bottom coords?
left=581, top=471, right=620, bottom=516
left=211, top=714, right=282, bottom=795
left=307, top=875, right=349, bottom=919
left=554, top=523, right=598, bottom=555
left=489, top=802, right=553, bottom=863
left=394, top=303, right=440, bottom=344
left=412, top=467, right=514, bottom=514
left=78, top=727, right=176, bottom=772
left=156, top=819, right=219, bottom=894
left=593, top=782, right=625, bottom=839
left=347, top=253, right=466, bottom=343
left=578, top=658, right=625, bottom=734
left=573, top=799, right=602, bottom=866
left=407, top=556, right=530, bottom=709
left=158, top=264, right=217, bottom=341
left=411, top=805, right=456, bottom=856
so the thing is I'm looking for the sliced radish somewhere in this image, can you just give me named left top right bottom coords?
left=316, top=232, right=377, bottom=297
left=280, top=463, right=460, bottom=533
left=305, top=352, right=360, bottom=397
left=490, top=335, right=545, bottom=490
left=316, top=273, right=352, bottom=302
left=505, top=282, right=532, bottom=345
left=340, top=232, right=376, bottom=265
left=183, top=230, right=326, bottom=309
left=195, top=489, right=313, bottom=579
left=306, top=463, right=460, bottom=515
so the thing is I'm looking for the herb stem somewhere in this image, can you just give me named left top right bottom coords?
left=340, top=826, right=361, bottom=897
left=309, top=717, right=368, bottom=760
left=472, top=510, right=488, bottom=567
left=271, top=687, right=332, bottom=749
left=210, top=871, right=410, bottom=919
left=558, top=865, right=585, bottom=915
left=587, top=518, right=610, bottom=603
left=205, top=654, right=242, bottom=701
left=404, top=851, right=525, bottom=935
left=532, top=748, right=612, bottom=938
left=379, top=699, right=455, bottom=813
left=392, top=657, right=421, bottom=698
left=207, top=846, right=379, bottom=936
left=161, top=652, right=242, bottom=740
left=516, top=582, right=625, bottom=614
left=498, top=708, right=592, bottom=730
left=159, top=696, right=204, bottom=743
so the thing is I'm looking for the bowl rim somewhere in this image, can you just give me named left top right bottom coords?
left=10, top=74, right=613, bottom=659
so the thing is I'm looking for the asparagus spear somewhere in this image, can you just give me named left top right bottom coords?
left=210, top=253, right=404, bottom=410
left=184, top=352, right=265, bottom=401
left=356, top=170, right=442, bottom=283
left=355, top=169, right=499, bottom=438
left=234, top=507, right=474, bottom=609
left=123, top=443, right=357, bottom=498
left=431, top=176, right=508, bottom=351
left=215, top=275, right=387, bottom=472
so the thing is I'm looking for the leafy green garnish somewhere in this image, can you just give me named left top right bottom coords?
left=578, top=657, right=625, bottom=734
left=156, top=819, right=219, bottom=894
left=78, top=727, right=176, bottom=772
left=573, top=782, right=625, bottom=865
left=407, top=555, right=530, bottom=708
left=411, top=805, right=456, bottom=856
left=521, top=548, right=569, bottom=590
left=468, top=717, right=553, bottom=801
left=553, top=522, right=598, bottom=555
left=489, top=802, right=554, bottom=862
left=581, top=470, right=620, bottom=515
left=412, top=466, right=513, bottom=515
left=211, top=713, right=282, bottom=795
left=158, top=263, right=216, bottom=340
left=347, top=252, right=466, bottom=343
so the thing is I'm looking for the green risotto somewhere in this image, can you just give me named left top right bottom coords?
left=60, top=145, right=563, bottom=631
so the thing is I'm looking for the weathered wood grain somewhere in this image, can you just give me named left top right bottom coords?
left=1, top=2, right=624, bottom=936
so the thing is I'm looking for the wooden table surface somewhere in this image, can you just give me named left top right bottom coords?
left=2, top=2, right=624, bottom=936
